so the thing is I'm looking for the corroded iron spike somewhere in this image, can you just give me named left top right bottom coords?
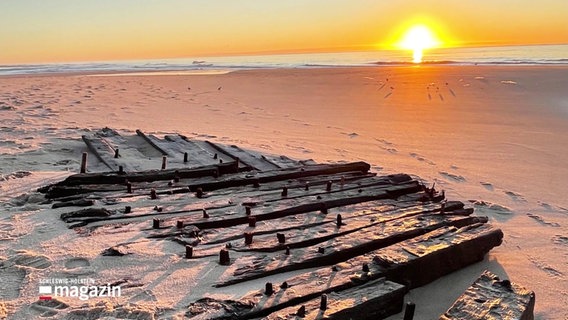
left=161, top=156, right=167, bottom=170
left=244, top=232, right=253, bottom=245
left=219, top=249, right=230, bottom=265
left=248, top=216, right=256, bottom=227
left=320, top=294, right=328, bottom=310
left=277, top=233, right=286, bottom=244
left=265, top=282, right=274, bottom=295
left=297, top=306, right=306, bottom=317
left=185, top=245, right=193, bottom=259
left=80, top=152, right=87, bottom=173
left=403, top=302, right=416, bottom=320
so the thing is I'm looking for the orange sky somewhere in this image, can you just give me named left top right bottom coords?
left=1, top=0, right=567, bottom=64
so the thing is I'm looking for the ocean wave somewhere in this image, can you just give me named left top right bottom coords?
left=2, top=47, right=567, bottom=76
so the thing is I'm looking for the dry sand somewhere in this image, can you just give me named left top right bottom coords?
left=1, top=65, right=567, bottom=319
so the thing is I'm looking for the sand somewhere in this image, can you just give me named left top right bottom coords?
left=0, top=65, right=567, bottom=319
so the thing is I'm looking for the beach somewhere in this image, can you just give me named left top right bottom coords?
left=1, top=65, right=567, bottom=319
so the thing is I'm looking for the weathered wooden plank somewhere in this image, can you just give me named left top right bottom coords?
left=149, top=199, right=441, bottom=245
left=189, top=139, right=238, bottom=166
left=62, top=182, right=420, bottom=228
left=82, top=129, right=153, bottom=172
left=205, top=143, right=281, bottom=172
left=182, top=222, right=501, bottom=320
left=57, top=171, right=381, bottom=227
left=199, top=202, right=433, bottom=246
left=202, top=140, right=253, bottom=171
left=190, top=181, right=420, bottom=230
left=135, top=129, right=169, bottom=156
left=262, top=154, right=303, bottom=169
left=257, top=278, right=406, bottom=320
left=230, top=202, right=451, bottom=252
left=42, top=161, right=370, bottom=192
left=215, top=214, right=486, bottom=287
left=440, top=270, right=535, bottom=320
left=81, top=134, right=114, bottom=171
left=371, top=223, right=503, bottom=288
left=165, top=134, right=226, bottom=167
left=45, top=169, right=376, bottom=206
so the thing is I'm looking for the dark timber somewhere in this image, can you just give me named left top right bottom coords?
left=35, top=128, right=511, bottom=320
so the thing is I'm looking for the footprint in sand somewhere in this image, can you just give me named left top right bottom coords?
left=439, top=171, right=466, bottom=182
left=536, top=201, right=567, bottom=214
left=375, top=138, right=398, bottom=153
left=552, top=235, right=568, bottom=246
left=469, top=200, right=513, bottom=217
left=527, top=256, right=564, bottom=278
left=10, top=252, right=52, bottom=269
left=340, top=132, right=359, bottom=139
left=29, top=299, right=69, bottom=318
left=504, top=190, right=527, bottom=202
left=410, top=153, right=435, bottom=165
left=480, top=181, right=494, bottom=191
left=381, top=147, right=398, bottom=154
left=0, top=221, right=15, bottom=233
left=0, top=266, right=26, bottom=299
left=375, top=138, right=395, bottom=146
left=526, top=213, right=560, bottom=227
left=64, top=257, right=90, bottom=269
left=61, top=257, right=94, bottom=276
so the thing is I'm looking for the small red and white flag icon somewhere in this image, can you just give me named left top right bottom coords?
left=39, top=286, right=52, bottom=300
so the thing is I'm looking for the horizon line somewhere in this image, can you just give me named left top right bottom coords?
left=2, top=42, right=567, bottom=66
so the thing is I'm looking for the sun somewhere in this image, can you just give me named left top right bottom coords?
left=398, top=25, right=440, bottom=63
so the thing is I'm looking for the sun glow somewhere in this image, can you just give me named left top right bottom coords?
left=398, top=25, right=440, bottom=63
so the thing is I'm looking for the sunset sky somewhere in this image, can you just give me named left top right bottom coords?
left=1, top=0, right=567, bottom=64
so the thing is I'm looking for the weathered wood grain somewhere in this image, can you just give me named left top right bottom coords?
left=257, top=278, right=407, bottom=320
left=440, top=270, right=535, bottom=320
left=215, top=214, right=487, bottom=287
left=183, top=222, right=501, bottom=320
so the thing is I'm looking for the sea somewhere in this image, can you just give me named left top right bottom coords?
left=0, top=44, right=567, bottom=76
